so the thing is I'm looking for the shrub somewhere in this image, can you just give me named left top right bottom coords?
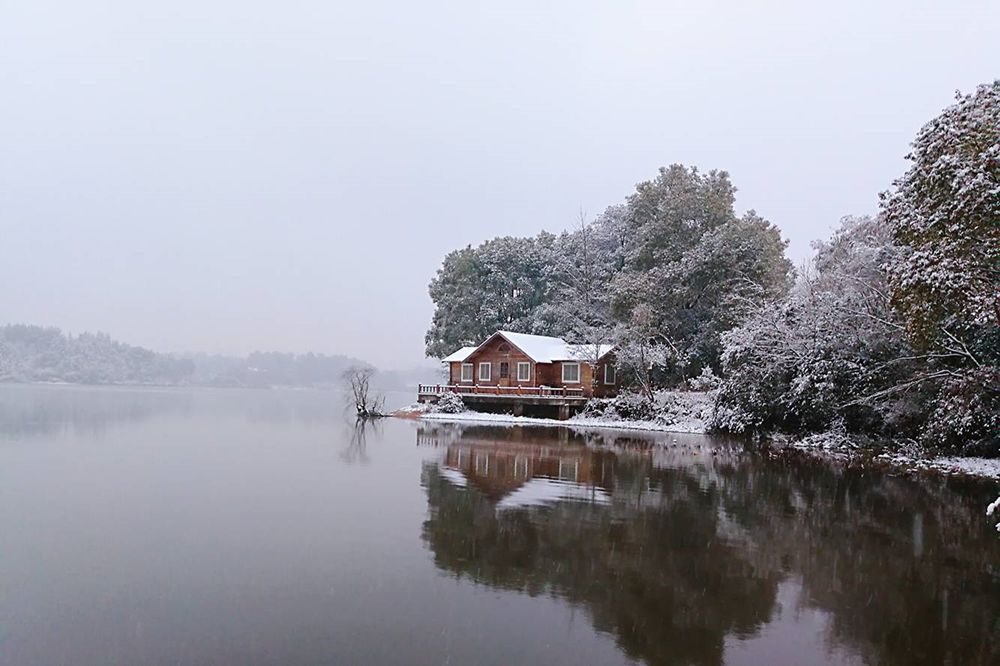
left=433, top=392, right=467, bottom=414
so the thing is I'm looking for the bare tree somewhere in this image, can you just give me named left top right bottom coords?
left=554, top=210, right=618, bottom=394
left=342, top=365, right=386, bottom=418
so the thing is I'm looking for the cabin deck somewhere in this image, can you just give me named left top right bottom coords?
left=417, top=384, right=588, bottom=419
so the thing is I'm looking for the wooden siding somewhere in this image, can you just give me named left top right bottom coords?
left=462, top=335, right=537, bottom=388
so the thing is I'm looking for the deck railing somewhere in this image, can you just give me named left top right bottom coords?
left=418, top=383, right=586, bottom=399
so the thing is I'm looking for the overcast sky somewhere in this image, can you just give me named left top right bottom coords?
left=1, top=1, right=997, bottom=368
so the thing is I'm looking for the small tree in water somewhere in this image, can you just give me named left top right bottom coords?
left=343, top=365, right=386, bottom=418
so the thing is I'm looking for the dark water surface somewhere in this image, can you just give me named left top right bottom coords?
left=2, top=384, right=999, bottom=665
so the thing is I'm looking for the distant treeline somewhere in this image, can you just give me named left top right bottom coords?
left=0, top=324, right=368, bottom=388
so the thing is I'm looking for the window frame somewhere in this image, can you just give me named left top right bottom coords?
left=478, top=362, right=492, bottom=382
left=460, top=363, right=473, bottom=383
left=603, top=364, right=616, bottom=385
left=516, top=361, right=531, bottom=382
left=561, top=362, right=581, bottom=384
left=499, top=361, right=510, bottom=379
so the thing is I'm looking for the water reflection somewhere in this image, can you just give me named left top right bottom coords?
left=418, top=423, right=1000, bottom=666
left=4, top=385, right=999, bottom=666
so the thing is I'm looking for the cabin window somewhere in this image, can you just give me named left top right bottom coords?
left=499, top=361, right=510, bottom=378
left=517, top=362, right=531, bottom=381
left=479, top=362, right=491, bottom=382
left=514, top=456, right=529, bottom=478
left=604, top=364, right=616, bottom=385
left=498, top=343, right=511, bottom=353
left=562, top=362, right=580, bottom=384
left=460, top=363, right=473, bottom=382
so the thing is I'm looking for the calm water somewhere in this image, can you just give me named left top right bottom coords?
left=2, top=385, right=999, bottom=665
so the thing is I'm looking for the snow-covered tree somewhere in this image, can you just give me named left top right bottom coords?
left=713, top=216, right=910, bottom=435
left=424, top=164, right=793, bottom=395
left=612, top=166, right=793, bottom=380
left=880, top=81, right=999, bottom=452
left=424, top=235, right=556, bottom=357
left=612, top=306, right=673, bottom=402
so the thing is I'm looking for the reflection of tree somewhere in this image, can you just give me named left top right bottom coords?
left=713, top=459, right=1000, bottom=666
left=340, top=418, right=382, bottom=464
left=421, top=461, right=779, bottom=666
left=419, top=424, right=1000, bottom=666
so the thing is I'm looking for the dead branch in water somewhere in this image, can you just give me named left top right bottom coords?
left=342, top=365, right=386, bottom=418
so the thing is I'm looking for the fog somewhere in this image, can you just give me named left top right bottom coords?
left=1, top=0, right=996, bottom=369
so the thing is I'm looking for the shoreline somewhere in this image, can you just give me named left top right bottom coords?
left=402, top=409, right=1000, bottom=481
left=412, top=409, right=708, bottom=434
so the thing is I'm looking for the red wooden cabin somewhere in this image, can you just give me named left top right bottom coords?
left=436, top=331, right=617, bottom=399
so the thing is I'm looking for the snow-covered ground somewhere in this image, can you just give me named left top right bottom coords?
left=394, top=389, right=711, bottom=434
left=783, top=430, right=1000, bottom=480
left=419, top=409, right=707, bottom=434
left=397, top=396, right=1000, bottom=480
left=874, top=454, right=1000, bottom=479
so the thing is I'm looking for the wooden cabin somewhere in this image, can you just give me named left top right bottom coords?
left=418, top=331, right=617, bottom=418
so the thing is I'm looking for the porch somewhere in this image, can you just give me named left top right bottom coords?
left=417, top=384, right=588, bottom=420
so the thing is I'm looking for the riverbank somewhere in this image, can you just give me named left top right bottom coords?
left=418, top=409, right=707, bottom=434
left=396, top=402, right=1000, bottom=481
left=777, top=430, right=1000, bottom=480
left=395, top=389, right=712, bottom=434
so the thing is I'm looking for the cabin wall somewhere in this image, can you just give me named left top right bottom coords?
left=463, top=336, right=537, bottom=387
left=593, top=354, right=618, bottom=398
left=444, top=338, right=618, bottom=398
left=547, top=356, right=619, bottom=398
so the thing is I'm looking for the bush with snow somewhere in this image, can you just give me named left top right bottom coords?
left=687, top=367, right=721, bottom=392
left=654, top=391, right=714, bottom=427
left=988, top=496, right=1000, bottom=533
left=579, top=392, right=656, bottom=422
left=578, top=390, right=713, bottom=429
left=433, top=392, right=467, bottom=414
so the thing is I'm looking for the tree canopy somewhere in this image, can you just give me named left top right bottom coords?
left=425, top=164, right=794, bottom=382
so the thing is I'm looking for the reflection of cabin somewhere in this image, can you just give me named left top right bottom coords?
left=438, top=437, right=612, bottom=509
left=418, top=331, right=616, bottom=419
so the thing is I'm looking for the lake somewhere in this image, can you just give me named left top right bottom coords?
left=2, top=384, right=999, bottom=665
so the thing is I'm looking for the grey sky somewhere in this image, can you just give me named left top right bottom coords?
left=1, top=1, right=997, bottom=368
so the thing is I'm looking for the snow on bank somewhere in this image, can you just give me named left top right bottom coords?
left=419, top=410, right=706, bottom=434
left=782, top=430, right=1000, bottom=480
left=395, top=390, right=711, bottom=434
left=875, top=454, right=1000, bottom=480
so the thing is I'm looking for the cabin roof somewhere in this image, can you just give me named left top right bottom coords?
left=442, top=331, right=613, bottom=364
left=441, top=346, right=478, bottom=363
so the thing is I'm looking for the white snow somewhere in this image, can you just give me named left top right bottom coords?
left=420, top=410, right=706, bottom=434
left=875, top=453, right=1000, bottom=480
left=444, top=331, right=614, bottom=364
left=495, top=477, right=611, bottom=510
left=437, top=467, right=469, bottom=488
left=564, top=343, right=615, bottom=362
left=440, top=346, right=477, bottom=363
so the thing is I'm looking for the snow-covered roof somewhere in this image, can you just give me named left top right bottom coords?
left=441, top=346, right=477, bottom=363
left=496, top=331, right=572, bottom=363
left=495, top=477, right=611, bottom=510
left=437, top=467, right=469, bottom=488
left=565, top=343, right=615, bottom=362
left=441, top=332, right=614, bottom=364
